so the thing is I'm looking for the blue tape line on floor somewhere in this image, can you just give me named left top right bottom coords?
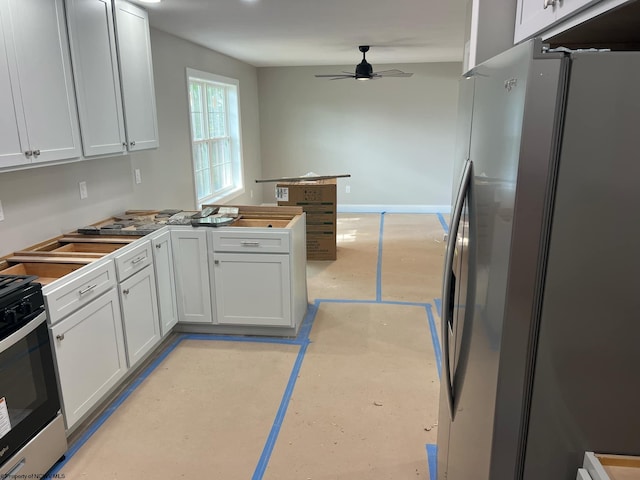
left=315, top=298, right=429, bottom=308
left=434, top=298, right=442, bottom=318
left=252, top=303, right=317, bottom=479
left=376, top=212, right=385, bottom=302
left=426, top=443, right=438, bottom=480
left=437, top=213, right=449, bottom=234
left=426, top=304, right=442, bottom=379
left=181, top=332, right=305, bottom=346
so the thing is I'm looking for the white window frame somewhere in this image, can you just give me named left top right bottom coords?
left=186, top=68, right=244, bottom=207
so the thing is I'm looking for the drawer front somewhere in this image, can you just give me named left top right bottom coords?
left=44, top=260, right=117, bottom=324
left=210, top=231, right=290, bottom=253
left=114, top=240, right=153, bottom=281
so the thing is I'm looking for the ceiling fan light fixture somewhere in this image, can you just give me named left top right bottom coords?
left=355, top=60, right=373, bottom=79
left=313, top=45, right=413, bottom=81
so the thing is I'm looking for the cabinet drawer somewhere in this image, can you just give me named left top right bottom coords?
left=114, top=240, right=152, bottom=281
left=44, top=260, right=116, bottom=325
left=210, top=230, right=290, bottom=253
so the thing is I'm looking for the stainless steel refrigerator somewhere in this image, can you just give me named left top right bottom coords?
left=437, top=38, right=640, bottom=480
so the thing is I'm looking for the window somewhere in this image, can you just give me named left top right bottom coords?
left=186, top=68, right=244, bottom=206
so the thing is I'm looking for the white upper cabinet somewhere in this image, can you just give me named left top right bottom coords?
left=65, top=0, right=127, bottom=157
left=514, top=0, right=607, bottom=42
left=0, top=0, right=81, bottom=167
left=113, top=0, right=159, bottom=152
left=0, top=18, right=27, bottom=169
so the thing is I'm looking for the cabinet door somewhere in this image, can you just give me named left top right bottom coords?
left=2, top=0, right=81, bottom=163
left=514, top=0, right=557, bottom=42
left=0, top=15, right=28, bottom=169
left=212, top=253, right=291, bottom=327
left=151, top=230, right=178, bottom=336
left=50, top=289, right=127, bottom=430
left=171, top=229, right=213, bottom=323
left=113, top=0, right=159, bottom=151
left=66, top=0, right=127, bottom=157
left=119, top=265, right=160, bottom=368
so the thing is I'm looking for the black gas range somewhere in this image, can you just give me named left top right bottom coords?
left=0, top=274, right=68, bottom=478
left=0, top=275, right=44, bottom=338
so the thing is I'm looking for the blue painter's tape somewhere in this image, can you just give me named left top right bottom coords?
left=437, top=213, right=449, bottom=234
left=295, top=301, right=318, bottom=343
left=434, top=298, right=442, bottom=318
left=181, top=332, right=304, bottom=346
left=251, top=299, right=319, bottom=478
left=46, top=334, right=185, bottom=475
left=426, top=443, right=438, bottom=480
left=315, top=298, right=430, bottom=308
left=426, top=304, right=442, bottom=379
left=376, top=212, right=385, bottom=302
left=252, top=331, right=315, bottom=478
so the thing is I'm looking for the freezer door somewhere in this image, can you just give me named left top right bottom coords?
left=437, top=75, right=475, bottom=480
left=443, top=41, right=535, bottom=480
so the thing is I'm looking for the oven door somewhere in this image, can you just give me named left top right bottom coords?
left=0, top=310, right=61, bottom=466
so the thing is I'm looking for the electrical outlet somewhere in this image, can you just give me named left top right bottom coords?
left=250, top=189, right=254, bottom=198
left=134, top=169, right=142, bottom=184
left=0, top=200, right=4, bottom=222
left=79, top=181, right=88, bottom=200
left=345, top=185, right=351, bottom=194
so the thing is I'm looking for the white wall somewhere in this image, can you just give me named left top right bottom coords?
left=0, top=156, right=134, bottom=257
left=257, top=63, right=461, bottom=211
left=128, top=28, right=263, bottom=210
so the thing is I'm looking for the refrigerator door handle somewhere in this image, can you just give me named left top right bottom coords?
left=441, top=158, right=473, bottom=420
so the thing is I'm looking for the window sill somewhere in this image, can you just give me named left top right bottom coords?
left=198, top=186, right=245, bottom=208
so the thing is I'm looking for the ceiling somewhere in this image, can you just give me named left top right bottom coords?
left=131, top=0, right=468, bottom=67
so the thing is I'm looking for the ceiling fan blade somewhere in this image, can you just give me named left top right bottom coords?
left=373, top=69, right=414, bottom=76
left=375, top=71, right=414, bottom=78
left=315, top=74, right=354, bottom=78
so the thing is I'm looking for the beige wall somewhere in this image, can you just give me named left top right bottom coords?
left=257, top=63, right=461, bottom=211
left=0, top=156, right=135, bottom=257
left=129, top=29, right=263, bottom=210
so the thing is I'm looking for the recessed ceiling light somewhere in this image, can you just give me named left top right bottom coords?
left=138, top=0, right=162, bottom=4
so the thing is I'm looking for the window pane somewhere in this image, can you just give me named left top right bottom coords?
left=193, top=142, right=209, bottom=171
left=189, top=82, right=205, bottom=140
left=196, top=168, right=212, bottom=199
left=207, top=85, right=226, bottom=138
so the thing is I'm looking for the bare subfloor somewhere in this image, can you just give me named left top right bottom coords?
left=55, top=213, right=447, bottom=480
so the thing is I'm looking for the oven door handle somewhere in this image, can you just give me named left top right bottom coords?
left=0, top=310, right=46, bottom=353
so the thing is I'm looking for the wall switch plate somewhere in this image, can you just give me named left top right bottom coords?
left=134, top=169, right=142, bottom=184
left=79, top=181, right=88, bottom=199
left=345, top=185, right=351, bottom=193
left=0, top=200, right=4, bottom=221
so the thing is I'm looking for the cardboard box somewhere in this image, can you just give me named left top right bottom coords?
left=276, top=179, right=337, bottom=260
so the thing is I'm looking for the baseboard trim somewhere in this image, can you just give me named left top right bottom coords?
left=262, top=202, right=452, bottom=214
left=337, top=204, right=451, bottom=214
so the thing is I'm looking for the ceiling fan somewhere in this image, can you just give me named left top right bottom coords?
left=315, top=45, right=414, bottom=81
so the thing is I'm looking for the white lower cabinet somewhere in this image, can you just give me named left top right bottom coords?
left=50, top=288, right=127, bottom=430
left=119, top=264, right=160, bottom=367
left=171, top=228, right=213, bottom=323
left=212, top=253, right=291, bottom=327
left=151, top=230, right=178, bottom=336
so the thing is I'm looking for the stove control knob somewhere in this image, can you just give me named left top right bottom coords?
left=20, top=302, right=32, bottom=315
left=5, top=309, right=17, bottom=323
